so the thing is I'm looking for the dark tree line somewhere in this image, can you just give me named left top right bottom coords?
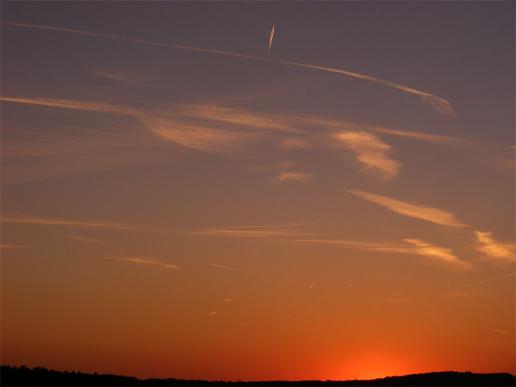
left=1, top=365, right=514, bottom=386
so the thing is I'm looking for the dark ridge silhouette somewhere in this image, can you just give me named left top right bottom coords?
left=1, top=365, right=514, bottom=386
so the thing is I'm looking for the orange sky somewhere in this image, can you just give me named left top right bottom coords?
left=0, top=1, right=514, bottom=381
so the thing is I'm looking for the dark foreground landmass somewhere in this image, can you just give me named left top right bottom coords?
left=1, top=365, right=514, bottom=386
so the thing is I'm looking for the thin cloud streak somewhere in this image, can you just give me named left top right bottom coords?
left=174, top=104, right=297, bottom=133
left=2, top=21, right=454, bottom=116
left=348, top=190, right=468, bottom=227
left=93, top=70, right=145, bottom=87
left=196, top=224, right=314, bottom=238
left=1, top=97, right=258, bottom=154
left=69, top=235, right=112, bottom=245
left=368, top=126, right=470, bottom=147
left=335, top=131, right=401, bottom=180
left=475, top=231, right=515, bottom=263
left=209, top=263, right=248, bottom=274
left=0, top=96, right=138, bottom=116
left=1, top=214, right=162, bottom=232
left=139, top=116, right=253, bottom=152
left=276, top=172, right=314, bottom=183
left=403, top=238, right=472, bottom=269
left=268, top=24, right=275, bottom=54
left=486, top=327, right=510, bottom=336
left=296, top=238, right=471, bottom=269
left=106, top=257, right=180, bottom=270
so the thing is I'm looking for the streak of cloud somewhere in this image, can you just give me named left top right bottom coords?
left=2, top=21, right=454, bottom=116
left=335, top=131, right=401, bottom=179
left=348, top=190, right=468, bottom=227
left=1, top=214, right=161, bottom=232
left=197, top=224, right=314, bottom=238
left=93, top=70, right=144, bottom=87
left=474, top=231, right=515, bottom=262
left=276, top=172, right=314, bottom=183
left=139, top=115, right=253, bottom=152
left=368, top=126, right=470, bottom=147
left=69, top=235, right=112, bottom=245
left=403, top=238, right=472, bottom=269
left=106, top=257, right=180, bottom=270
left=0, top=96, right=138, bottom=116
left=1, top=97, right=257, bottom=154
left=173, top=104, right=296, bottom=133
left=268, top=24, right=275, bottom=54
left=209, top=263, right=248, bottom=274
left=297, top=237, right=471, bottom=269
left=486, top=327, right=510, bottom=336
left=280, top=138, right=311, bottom=149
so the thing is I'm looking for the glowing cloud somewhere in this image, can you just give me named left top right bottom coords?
left=403, top=238, right=471, bottom=269
left=348, top=190, right=468, bottom=227
left=106, top=257, right=180, bottom=270
left=0, top=96, right=138, bottom=116
left=174, top=104, right=296, bottom=133
left=2, top=21, right=454, bottom=116
left=297, top=238, right=470, bottom=269
left=335, top=131, right=401, bottom=180
left=268, top=24, right=275, bottom=54
left=209, top=263, right=248, bottom=274
left=368, top=126, right=470, bottom=147
left=139, top=116, right=252, bottom=152
left=276, top=172, right=314, bottom=183
left=280, top=138, right=311, bottom=149
left=93, top=70, right=144, bottom=87
left=197, top=224, right=314, bottom=238
left=1, top=214, right=159, bottom=232
left=474, top=231, right=515, bottom=262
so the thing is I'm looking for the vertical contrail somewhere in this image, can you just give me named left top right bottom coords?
left=268, top=24, right=275, bottom=55
left=1, top=21, right=454, bottom=116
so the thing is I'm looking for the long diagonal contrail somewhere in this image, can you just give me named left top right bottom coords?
left=1, top=21, right=454, bottom=116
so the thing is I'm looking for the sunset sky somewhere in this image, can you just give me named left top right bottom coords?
left=0, top=1, right=515, bottom=381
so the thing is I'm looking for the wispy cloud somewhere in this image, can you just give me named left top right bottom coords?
left=403, top=238, right=472, bottom=269
left=280, top=138, right=311, bottom=149
left=297, top=237, right=470, bottom=269
left=209, top=263, right=248, bottom=274
left=368, top=126, right=470, bottom=147
left=69, top=235, right=112, bottom=245
left=335, top=131, right=401, bottom=179
left=0, top=96, right=138, bottom=116
left=106, top=257, right=180, bottom=270
left=173, top=104, right=296, bottom=133
left=139, top=115, right=253, bottom=152
left=1, top=214, right=160, bottom=232
left=276, top=172, right=314, bottom=183
left=474, top=231, right=515, bottom=263
left=93, top=70, right=144, bottom=87
left=278, top=59, right=454, bottom=117
left=267, top=24, right=275, bottom=55
left=348, top=190, right=468, bottom=227
left=196, top=224, right=314, bottom=238
left=485, top=327, right=510, bottom=336
left=2, top=21, right=454, bottom=116
left=1, top=96, right=257, bottom=155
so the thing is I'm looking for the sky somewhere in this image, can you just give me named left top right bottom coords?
left=0, top=1, right=515, bottom=382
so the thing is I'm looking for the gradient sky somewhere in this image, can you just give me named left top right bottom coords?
left=1, top=1, right=515, bottom=382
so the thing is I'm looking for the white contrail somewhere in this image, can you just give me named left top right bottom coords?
left=1, top=21, right=454, bottom=116
left=268, top=24, right=275, bottom=55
